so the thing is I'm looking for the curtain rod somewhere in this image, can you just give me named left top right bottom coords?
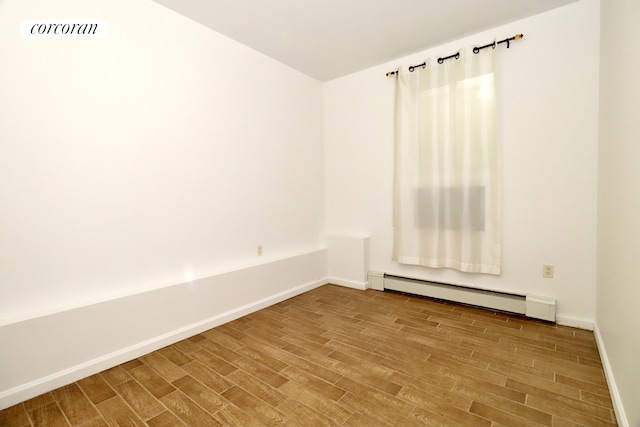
left=385, top=33, right=524, bottom=77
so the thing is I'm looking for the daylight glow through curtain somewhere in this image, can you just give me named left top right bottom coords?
left=392, top=46, right=501, bottom=274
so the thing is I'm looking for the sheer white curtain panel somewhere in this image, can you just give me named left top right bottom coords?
left=392, top=46, right=501, bottom=274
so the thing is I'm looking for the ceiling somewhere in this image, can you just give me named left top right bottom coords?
left=151, top=0, right=579, bottom=82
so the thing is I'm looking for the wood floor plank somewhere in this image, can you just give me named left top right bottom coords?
left=526, top=395, right=616, bottom=427
left=225, top=368, right=288, bottom=407
left=453, top=382, right=551, bottom=425
left=113, top=380, right=165, bottom=421
left=211, top=400, right=268, bottom=427
left=172, top=337, right=202, bottom=355
left=146, top=410, right=186, bottom=427
left=157, top=345, right=193, bottom=366
left=160, top=390, right=222, bottom=426
left=338, top=392, right=425, bottom=427
left=241, top=325, right=291, bottom=348
left=246, top=339, right=343, bottom=384
left=78, top=416, right=108, bottom=426
left=443, top=370, right=527, bottom=404
left=28, top=402, right=70, bottom=427
left=555, top=373, right=613, bottom=397
left=396, top=386, right=492, bottom=427
left=336, top=376, right=417, bottom=413
left=96, top=396, right=146, bottom=427
left=409, top=406, right=470, bottom=427
left=140, top=353, right=187, bottom=383
left=128, top=365, right=176, bottom=399
left=77, top=374, right=116, bottom=405
left=180, top=360, right=234, bottom=394
left=279, top=365, right=346, bottom=401
left=0, top=404, right=31, bottom=427
left=51, top=383, right=99, bottom=425
left=492, top=366, right=583, bottom=398
left=533, top=358, right=608, bottom=386
left=469, top=401, right=549, bottom=427
left=172, top=375, right=226, bottom=414
left=120, top=359, right=144, bottom=371
left=343, top=411, right=398, bottom=427
left=236, top=343, right=289, bottom=372
left=196, top=338, right=243, bottom=364
left=581, top=390, right=615, bottom=410
left=200, top=328, right=246, bottom=351
left=323, top=330, right=379, bottom=353
left=191, top=349, right=237, bottom=376
left=100, top=366, right=132, bottom=387
left=280, top=342, right=342, bottom=373
left=0, top=285, right=618, bottom=427
left=278, top=380, right=350, bottom=424
left=22, top=393, right=55, bottom=412
left=220, top=386, right=292, bottom=426
left=389, top=369, right=457, bottom=393
left=470, top=346, right=536, bottom=370
left=233, top=357, right=289, bottom=388
left=276, top=398, right=339, bottom=427
left=506, top=378, right=615, bottom=422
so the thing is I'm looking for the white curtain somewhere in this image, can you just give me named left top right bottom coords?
left=393, top=46, right=501, bottom=274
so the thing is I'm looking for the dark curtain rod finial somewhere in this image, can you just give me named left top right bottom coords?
left=496, top=33, right=524, bottom=49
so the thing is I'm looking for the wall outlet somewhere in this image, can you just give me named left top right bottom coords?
left=543, top=264, right=554, bottom=278
left=257, top=245, right=263, bottom=256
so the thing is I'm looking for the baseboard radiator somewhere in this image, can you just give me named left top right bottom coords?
left=367, top=272, right=556, bottom=322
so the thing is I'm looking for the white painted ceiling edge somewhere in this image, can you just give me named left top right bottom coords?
left=150, top=0, right=579, bottom=81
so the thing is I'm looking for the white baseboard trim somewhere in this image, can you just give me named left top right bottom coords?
left=594, top=323, right=628, bottom=427
left=327, top=277, right=367, bottom=290
left=0, top=250, right=328, bottom=410
left=555, top=315, right=595, bottom=331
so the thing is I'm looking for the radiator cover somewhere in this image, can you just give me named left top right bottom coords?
left=369, top=272, right=556, bottom=322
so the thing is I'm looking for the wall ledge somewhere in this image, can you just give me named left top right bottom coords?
left=0, top=249, right=328, bottom=410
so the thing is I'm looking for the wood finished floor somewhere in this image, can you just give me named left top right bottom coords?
left=0, top=284, right=616, bottom=427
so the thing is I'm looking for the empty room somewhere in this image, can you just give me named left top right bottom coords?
left=1, top=0, right=638, bottom=426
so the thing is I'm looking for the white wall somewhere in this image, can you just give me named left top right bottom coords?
left=0, top=0, right=325, bottom=324
left=0, top=0, right=329, bottom=408
left=324, top=0, right=600, bottom=326
left=597, top=1, right=640, bottom=426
